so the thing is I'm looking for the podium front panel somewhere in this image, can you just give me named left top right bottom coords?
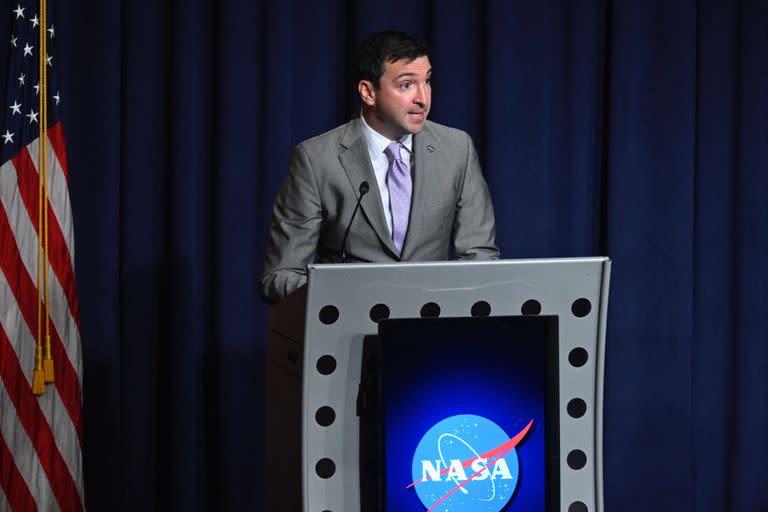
left=377, top=315, right=559, bottom=511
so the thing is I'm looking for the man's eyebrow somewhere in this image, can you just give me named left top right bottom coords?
left=393, top=69, right=433, bottom=81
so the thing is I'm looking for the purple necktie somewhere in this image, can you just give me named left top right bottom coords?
left=385, top=141, right=412, bottom=254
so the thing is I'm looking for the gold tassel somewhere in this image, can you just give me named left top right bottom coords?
left=44, top=335, right=54, bottom=383
left=33, top=346, right=46, bottom=395
left=33, top=371, right=46, bottom=395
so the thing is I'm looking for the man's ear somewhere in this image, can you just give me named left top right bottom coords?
left=358, top=80, right=376, bottom=106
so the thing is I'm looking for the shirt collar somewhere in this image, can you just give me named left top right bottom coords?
left=360, top=114, right=413, bottom=160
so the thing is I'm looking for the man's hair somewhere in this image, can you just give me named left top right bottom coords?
left=355, top=31, right=429, bottom=88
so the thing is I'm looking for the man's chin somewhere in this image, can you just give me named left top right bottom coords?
left=405, top=118, right=428, bottom=135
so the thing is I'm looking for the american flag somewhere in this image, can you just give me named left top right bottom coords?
left=0, top=1, right=85, bottom=511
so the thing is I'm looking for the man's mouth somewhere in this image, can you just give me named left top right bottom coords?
left=408, top=111, right=426, bottom=120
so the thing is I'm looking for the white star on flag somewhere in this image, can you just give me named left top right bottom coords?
left=26, top=109, right=38, bottom=124
left=53, top=92, right=61, bottom=105
left=1, top=130, right=14, bottom=144
left=14, top=5, right=24, bottom=18
left=47, top=55, right=53, bottom=67
left=34, top=83, right=40, bottom=95
left=10, top=101, right=22, bottom=115
left=23, top=42, right=33, bottom=57
left=48, top=25, right=55, bottom=38
left=18, top=72, right=25, bottom=85
left=31, top=14, right=39, bottom=27
left=11, top=34, right=18, bottom=47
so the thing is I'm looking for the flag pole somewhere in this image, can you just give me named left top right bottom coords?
left=41, top=0, right=54, bottom=385
left=33, top=0, right=51, bottom=395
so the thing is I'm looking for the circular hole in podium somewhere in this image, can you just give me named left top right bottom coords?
left=567, top=398, right=587, bottom=418
left=569, top=502, right=588, bottom=512
left=471, top=301, right=491, bottom=317
left=316, top=458, right=336, bottom=479
left=315, top=406, right=336, bottom=427
left=319, top=305, right=339, bottom=325
left=316, top=355, right=337, bottom=375
left=420, top=302, right=441, bottom=318
left=568, top=348, right=589, bottom=368
left=567, top=450, right=587, bottom=470
left=369, top=303, right=390, bottom=323
left=521, top=299, right=541, bottom=315
left=571, top=298, right=592, bottom=318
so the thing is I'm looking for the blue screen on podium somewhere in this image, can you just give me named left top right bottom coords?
left=377, top=316, right=558, bottom=512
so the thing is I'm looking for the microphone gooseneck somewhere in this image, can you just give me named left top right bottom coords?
left=341, top=181, right=370, bottom=263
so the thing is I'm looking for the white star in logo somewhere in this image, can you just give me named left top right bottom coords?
left=31, top=14, right=39, bottom=28
left=10, top=101, right=22, bottom=115
left=10, top=34, right=18, bottom=48
left=14, top=5, right=24, bottom=19
left=48, top=25, right=55, bottom=38
left=34, top=83, right=40, bottom=95
left=17, top=72, right=25, bottom=86
left=23, top=43, right=33, bottom=57
left=53, top=92, right=60, bottom=105
left=46, top=55, right=53, bottom=67
left=2, top=130, right=13, bottom=145
left=27, top=109, right=38, bottom=124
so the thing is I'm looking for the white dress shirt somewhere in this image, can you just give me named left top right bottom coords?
left=359, top=115, right=413, bottom=236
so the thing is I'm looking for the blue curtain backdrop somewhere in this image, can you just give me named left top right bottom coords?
left=1, top=0, right=765, bottom=510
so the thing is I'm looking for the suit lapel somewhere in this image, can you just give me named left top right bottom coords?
left=402, top=124, right=436, bottom=259
left=338, top=120, right=399, bottom=257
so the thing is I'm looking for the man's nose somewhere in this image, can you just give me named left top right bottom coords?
left=413, top=83, right=428, bottom=105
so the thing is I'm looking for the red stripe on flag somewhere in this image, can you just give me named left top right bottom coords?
left=0, top=328, right=83, bottom=512
left=10, top=148, right=81, bottom=329
left=0, top=432, right=37, bottom=512
left=47, top=122, right=69, bottom=183
left=0, top=204, right=83, bottom=443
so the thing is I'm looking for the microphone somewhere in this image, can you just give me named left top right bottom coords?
left=341, top=181, right=369, bottom=263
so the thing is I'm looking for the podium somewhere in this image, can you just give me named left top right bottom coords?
left=266, top=257, right=611, bottom=512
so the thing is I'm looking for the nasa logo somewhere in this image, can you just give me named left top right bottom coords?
left=408, top=414, right=533, bottom=512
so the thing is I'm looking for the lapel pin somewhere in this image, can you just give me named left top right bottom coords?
left=426, top=144, right=435, bottom=153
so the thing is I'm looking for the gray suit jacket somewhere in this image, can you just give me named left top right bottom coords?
left=261, top=118, right=499, bottom=303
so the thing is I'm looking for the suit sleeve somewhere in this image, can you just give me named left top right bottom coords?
left=260, top=144, right=323, bottom=304
left=452, top=133, right=501, bottom=260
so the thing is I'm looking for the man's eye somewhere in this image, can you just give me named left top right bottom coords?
left=400, top=82, right=412, bottom=89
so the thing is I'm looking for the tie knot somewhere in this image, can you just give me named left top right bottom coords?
left=385, top=141, right=404, bottom=162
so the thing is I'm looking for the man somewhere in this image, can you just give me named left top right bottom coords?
left=261, top=31, right=499, bottom=304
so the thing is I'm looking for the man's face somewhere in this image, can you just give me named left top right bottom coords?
left=360, top=56, right=432, bottom=140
